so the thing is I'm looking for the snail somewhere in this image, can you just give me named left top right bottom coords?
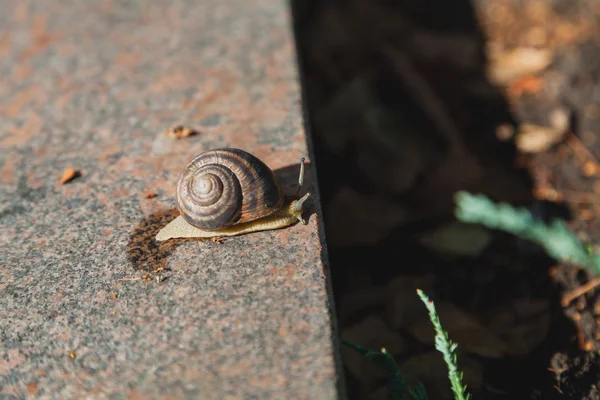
left=155, top=148, right=311, bottom=241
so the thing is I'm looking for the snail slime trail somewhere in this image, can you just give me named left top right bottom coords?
left=156, top=149, right=312, bottom=241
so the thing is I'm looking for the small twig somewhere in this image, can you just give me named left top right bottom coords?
left=536, top=186, right=600, bottom=204
left=561, top=277, right=600, bottom=307
left=558, top=190, right=600, bottom=204
left=566, top=132, right=600, bottom=166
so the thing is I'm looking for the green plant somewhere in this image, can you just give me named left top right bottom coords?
left=454, top=191, right=600, bottom=274
left=347, top=191, right=590, bottom=399
left=342, top=289, right=473, bottom=400
left=417, top=289, right=471, bottom=400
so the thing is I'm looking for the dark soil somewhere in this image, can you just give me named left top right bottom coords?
left=292, top=0, right=600, bottom=399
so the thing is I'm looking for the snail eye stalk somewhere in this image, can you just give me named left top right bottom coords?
left=298, top=157, right=305, bottom=188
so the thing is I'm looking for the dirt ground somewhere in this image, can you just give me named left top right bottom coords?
left=293, top=0, right=600, bottom=398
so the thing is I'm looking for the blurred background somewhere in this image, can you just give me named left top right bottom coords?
left=291, top=0, right=600, bottom=398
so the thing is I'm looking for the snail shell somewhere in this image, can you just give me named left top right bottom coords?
left=176, top=148, right=285, bottom=231
left=156, top=148, right=311, bottom=241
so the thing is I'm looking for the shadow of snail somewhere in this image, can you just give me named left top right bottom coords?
left=127, top=153, right=315, bottom=272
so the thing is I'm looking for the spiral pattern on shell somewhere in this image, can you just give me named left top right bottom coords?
left=176, top=148, right=285, bottom=231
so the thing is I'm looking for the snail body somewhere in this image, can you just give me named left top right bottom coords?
left=156, top=148, right=310, bottom=241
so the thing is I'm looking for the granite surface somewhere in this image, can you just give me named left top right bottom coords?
left=0, top=1, right=342, bottom=398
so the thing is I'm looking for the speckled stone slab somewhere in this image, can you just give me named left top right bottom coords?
left=0, top=1, right=343, bottom=399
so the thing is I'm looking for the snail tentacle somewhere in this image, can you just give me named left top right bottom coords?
left=293, top=192, right=311, bottom=224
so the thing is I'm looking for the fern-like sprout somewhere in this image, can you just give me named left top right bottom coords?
left=454, top=191, right=600, bottom=274
left=417, top=289, right=471, bottom=400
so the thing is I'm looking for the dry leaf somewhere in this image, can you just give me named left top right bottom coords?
left=417, top=222, right=492, bottom=257
left=515, top=123, right=568, bottom=153
left=549, top=107, right=570, bottom=130
left=516, top=108, right=570, bottom=153
left=582, top=161, right=599, bottom=176
left=143, top=192, right=157, bottom=199
left=487, top=47, right=553, bottom=86
left=165, top=125, right=198, bottom=139
left=60, top=168, right=80, bottom=184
